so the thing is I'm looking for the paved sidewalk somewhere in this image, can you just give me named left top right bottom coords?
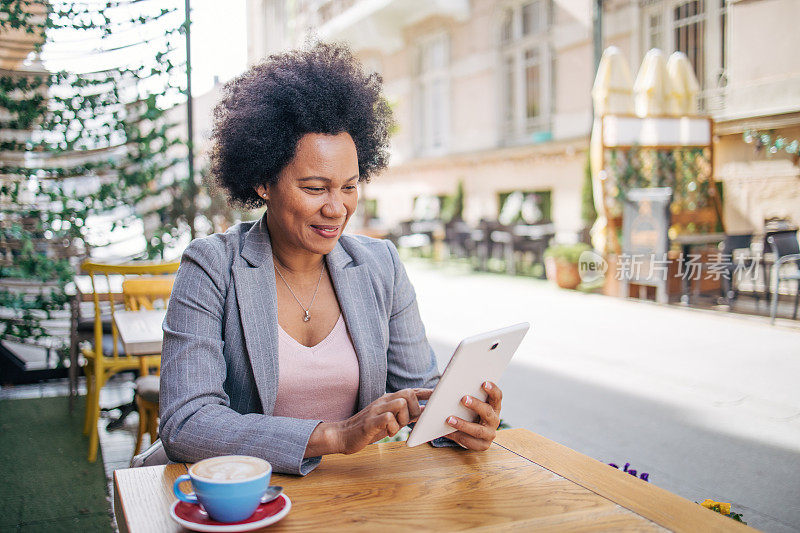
left=406, top=259, right=800, bottom=533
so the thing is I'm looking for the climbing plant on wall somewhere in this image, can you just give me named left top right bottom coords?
left=0, top=0, right=189, bottom=364
left=606, top=146, right=718, bottom=236
left=743, top=129, right=800, bottom=166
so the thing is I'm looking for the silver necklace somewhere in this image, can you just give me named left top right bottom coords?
left=274, top=260, right=325, bottom=322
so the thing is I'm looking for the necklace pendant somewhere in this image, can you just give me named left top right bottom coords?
left=303, top=310, right=310, bottom=322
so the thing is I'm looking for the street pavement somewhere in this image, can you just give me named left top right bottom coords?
left=404, top=259, right=800, bottom=533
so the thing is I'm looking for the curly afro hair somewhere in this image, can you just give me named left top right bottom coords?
left=208, top=42, right=394, bottom=209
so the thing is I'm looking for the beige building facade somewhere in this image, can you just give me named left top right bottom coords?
left=246, top=0, right=800, bottom=240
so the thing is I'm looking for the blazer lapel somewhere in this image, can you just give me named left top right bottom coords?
left=327, top=243, right=386, bottom=411
left=232, top=216, right=280, bottom=414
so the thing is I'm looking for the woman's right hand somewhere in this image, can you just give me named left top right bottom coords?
left=334, top=388, right=432, bottom=455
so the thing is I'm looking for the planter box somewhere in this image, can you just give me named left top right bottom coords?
left=545, top=257, right=581, bottom=290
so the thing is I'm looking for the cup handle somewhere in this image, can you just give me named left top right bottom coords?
left=173, top=474, right=198, bottom=504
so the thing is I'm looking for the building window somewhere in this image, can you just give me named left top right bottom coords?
left=501, top=9, right=513, bottom=45
left=525, top=48, right=541, bottom=121
left=720, top=0, right=726, bottom=82
left=414, top=33, right=449, bottom=156
left=672, top=0, right=706, bottom=89
left=504, top=56, right=515, bottom=124
left=648, top=12, right=663, bottom=50
left=641, top=0, right=728, bottom=111
left=498, top=190, right=552, bottom=225
left=500, top=0, right=552, bottom=144
left=521, top=0, right=546, bottom=36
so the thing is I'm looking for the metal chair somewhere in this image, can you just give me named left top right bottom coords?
left=80, top=260, right=179, bottom=462
left=474, top=219, right=510, bottom=271
left=512, top=223, right=555, bottom=278
left=443, top=218, right=475, bottom=259
left=766, top=232, right=800, bottom=323
left=719, top=234, right=755, bottom=305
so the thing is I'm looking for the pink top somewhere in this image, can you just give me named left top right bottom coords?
left=271, top=315, right=360, bottom=423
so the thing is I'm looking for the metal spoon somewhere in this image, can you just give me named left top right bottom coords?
left=260, top=485, right=283, bottom=504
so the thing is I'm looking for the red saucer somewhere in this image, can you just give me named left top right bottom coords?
left=170, top=495, right=291, bottom=532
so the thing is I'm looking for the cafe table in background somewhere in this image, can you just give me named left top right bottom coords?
left=113, top=429, right=753, bottom=532
left=113, top=309, right=167, bottom=356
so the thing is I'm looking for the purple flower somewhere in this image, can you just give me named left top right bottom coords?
left=608, top=462, right=650, bottom=482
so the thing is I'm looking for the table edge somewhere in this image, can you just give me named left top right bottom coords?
left=113, top=469, right=131, bottom=533
left=493, top=429, right=756, bottom=532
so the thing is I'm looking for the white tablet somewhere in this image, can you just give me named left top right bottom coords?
left=406, top=322, right=530, bottom=447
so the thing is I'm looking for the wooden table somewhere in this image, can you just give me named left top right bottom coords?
left=113, top=309, right=167, bottom=356
left=113, top=429, right=753, bottom=532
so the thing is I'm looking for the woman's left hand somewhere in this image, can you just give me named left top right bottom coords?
left=444, top=381, right=502, bottom=451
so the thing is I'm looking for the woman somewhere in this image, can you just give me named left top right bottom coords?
left=159, top=43, right=503, bottom=475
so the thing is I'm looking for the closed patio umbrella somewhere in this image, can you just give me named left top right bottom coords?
left=413, top=195, right=440, bottom=221
left=591, top=46, right=635, bottom=117
left=499, top=191, right=524, bottom=225
left=666, top=51, right=701, bottom=115
left=590, top=46, right=635, bottom=253
left=634, top=48, right=670, bottom=117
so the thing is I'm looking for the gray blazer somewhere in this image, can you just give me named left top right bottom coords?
left=159, top=215, right=440, bottom=475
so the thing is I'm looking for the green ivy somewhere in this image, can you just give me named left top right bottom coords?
left=0, top=0, right=191, bottom=360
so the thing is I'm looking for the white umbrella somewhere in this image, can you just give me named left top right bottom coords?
left=520, top=194, right=543, bottom=224
left=591, top=46, right=635, bottom=117
left=413, top=195, right=440, bottom=221
left=634, top=48, right=670, bottom=117
left=666, top=51, right=701, bottom=115
left=499, top=191, right=523, bottom=225
left=590, top=47, right=635, bottom=253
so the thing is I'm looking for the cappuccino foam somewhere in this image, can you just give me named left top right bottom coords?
left=191, top=456, right=269, bottom=481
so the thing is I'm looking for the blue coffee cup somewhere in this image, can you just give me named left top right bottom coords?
left=173, top=455, right=272, bottom=523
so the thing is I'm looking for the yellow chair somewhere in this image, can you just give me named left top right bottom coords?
left=80, top=261, right=180, bottom=462
left=121, top=276, right=176, bottom=455
left=122, top=277, right=175, bottom=311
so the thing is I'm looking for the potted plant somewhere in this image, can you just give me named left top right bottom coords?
left=544, top=243, right=592, bottom=290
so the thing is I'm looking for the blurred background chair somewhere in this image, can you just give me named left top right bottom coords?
left=761, top=218, right=799, bottom=303
left=443, top=218, right=475, bottom=259
left=121, top=276, right=175, bottom=456
left=473, top=219, right=509, bottom=271
left=512, top=222, right=556, bottom=278
left=79, top=260, right=179, bottom=462
left=766, top=232, right=800, bottom=323
left=719, top=234, right=756, bottom=306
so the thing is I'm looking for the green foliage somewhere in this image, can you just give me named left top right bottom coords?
left=606, top=146, right=712, bottom=208
left=609, top=147, right=646, bottom=199
left=743, top=128, right=800, bottom=160
left=605, top=146, right=718, bottom=234
left=440, top=180, right=464, bottom=222
left=698, top=502, right=747, bottom=525
left=0, top=1, right=191, bottom=356
left=544, top=243, right=592, bottom=264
